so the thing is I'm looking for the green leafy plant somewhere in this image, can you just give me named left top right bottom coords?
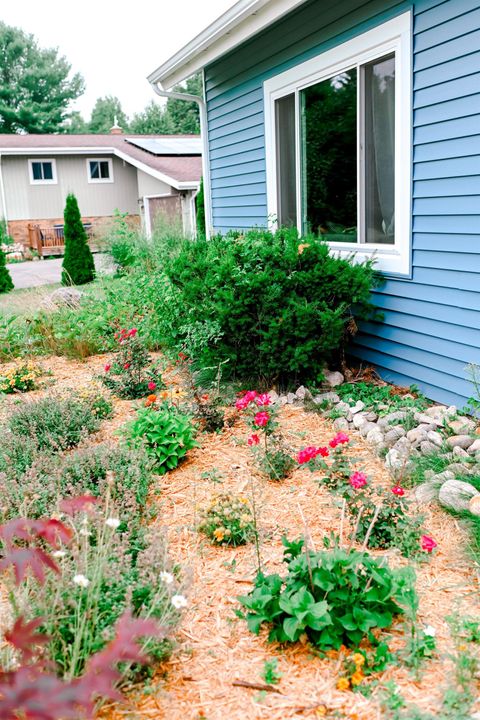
left=0, top=360, right=40, bottom=393
left=101, top=327, right=163, bottom=399
left=107, top=209, right=139, bottom=275
left=261, top=658, right=282, bottom=685
left=199, top=493, right=255, bottom=546
left=0, top=243, right=13, bottom=293
left=61, top=193, right=95, bottom=286
left=336, top=382, right=427, bottom=416
left=238, top=536, right=416, bottom=649
left=126, top=403, right=197, bottom=474
left=465, top=363, right=480, bottom=417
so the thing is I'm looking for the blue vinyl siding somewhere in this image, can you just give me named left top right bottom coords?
left=204, top=0, right=480, bottom=406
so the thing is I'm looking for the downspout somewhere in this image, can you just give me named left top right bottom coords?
left=149, top=76, right=212, bottom=239
left=0, top=154, right=8, bottom=226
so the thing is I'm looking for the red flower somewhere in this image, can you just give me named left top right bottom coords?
left=392, top=485, right=405, bottom=496
left=297, top=446, right=328, bottom=464
left=235, top=397, right=250, bottom=411
left=317, top=446, right=329, bottom=457
left=123, top=363, right=131, bottom=370
left=148, top=381, right=156, bottom=391
left=254, top=411, right=270, bottom=427
left=255, top=393, right=271, bottom=407
left=329, top=432, right=350, bottom=448
left=128, top=328, right=138, bottom=337
left=178, top=352, right=188, bottom=361
left=201, top=394, right=209, bottom=402
left=421, top=535, right=437, bottom=553
left=243, top=390, right=258, bottom=404
left=247, top=434, right=260, bottom=446
left=349, top=471, right=367, bottom=489
left=104, top=364, right=111, bottom=372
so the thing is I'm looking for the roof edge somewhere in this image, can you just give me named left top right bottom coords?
left=147, top=0, right=308, bottom=89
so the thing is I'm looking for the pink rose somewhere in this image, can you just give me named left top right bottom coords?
left=247, top=434, right=260, bottom=446
left=148, top=381, right=156, bottom=391
left=104, top=364, right=111, bottom=372
left=235, top=397, right=249, bottom=411
left=129, top=328, right=138, bottom=337
left=392, top=485, right=405, bottom=496
left=255, top=393, right=271, bottom=407
left=421, top=535, right=437, bottom=553
left=254, top=411, right=270, bottom=427
left=349, top=471, right=367, bottom=489
left=297, top=446, right=328, bottom=464
left=123, top=363, right=131, bottom=370
left=243, top=390, right=258, bottom=404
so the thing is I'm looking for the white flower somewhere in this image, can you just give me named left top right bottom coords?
left=160, top=571, right=174, bottom=585
left=73, top=574, right=90, bottom=588
left=105, top=518, right=121, bottom=529
left=171, top=594, right=188, bottom=609
left=423, top=625, right=436, bottom=637
left=52, top=550, right=66, bottom=558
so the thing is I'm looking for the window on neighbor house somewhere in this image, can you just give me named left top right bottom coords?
left=29, top=160, right=56, bottom=184
left=87, top=158, right=113, bottom=182
left=264, top=13, right=411, bottom=275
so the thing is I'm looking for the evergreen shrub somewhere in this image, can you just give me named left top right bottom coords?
left=61, top=193, right=95, bottom=285
left=0, top=245, right=13, bottom=293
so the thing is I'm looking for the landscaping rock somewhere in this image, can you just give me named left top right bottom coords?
left=364, top=411, right=378, bottom=422
left=415, top=482, right=440, bottom=504
left=313, top=392, right=340, bottom=405
left=406, top=428, right=428, bottom=446
left=366, top=428, right=385, bottom=446
left=279, top=395, right=288, bottom=406
left=295, top=385, right=312, bottom=402
left=380, top=410, right=408, bottom=426
left=439, top=480, right=479, bottom=513
left=426, top=430, right=443, bottom=447
left=420, top=441, right=440, bottom=456
left=286, top=392, right=297, bottom=404
left=446, top=435, right=474, bottom=450
left=352, top=413, right=367, bottom=429
left=467, top=439, right=480, bottom=454
left=469, top=495, right=480, bottom=516
left=446, top=462, right=474, bottom=476
left=385, top=439, right=412, bottom=471
left=333, top=417, right=349, bottom=432
left=46, top=287, right=84, bottom=308
left=452, top=446, right=471, bottom=459
left=269, top=390, right=280, bottom=404
left=430, top=470, right=455, bottom=485
left=448, top=417, right=476, bottom=435
left=350, top=400, right=366, bottom=415
left=324, top=370, right=344, bottom=387
left=334, top=401, right=351, bottom=415
left=384, top=426, right=406, bottom=446
left=414, top=411, right=442, bottom=426
left=359, top=421, right=378, bottom=438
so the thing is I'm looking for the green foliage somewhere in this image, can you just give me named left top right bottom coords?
left=161, top=227, right=378, bottom=383
left=166, top=74, right=202, bottom=134
left=61, top=194, right=95, bottom=286
left=88, top=95, right=129, bottom=133
left=7, top=393, right=111, bottom=452
left=0, top=22, right=84, bottom=133
left=0, top=245, right=13, bottom=293
left=0, top=217, right=13, bottom=245
left=101, top=328, right=163, bottom=399
left=130, top=100, right=174, bottom=134
left=336, top=382, right=427, bottom=416
left=126, top=404, right=197, bottom=474
left=107, top=210, right=139, bottom=275
left=239, top=537, right=416, bottom=649
left=261, top=658, right=282, bottom=685
left=465, top=363, right=480, bottom=417
left=196, top=177, right=206, bottom=237
left=0, top=360, right=40, bottom=393
left=199, top=493, right=256, bottom=546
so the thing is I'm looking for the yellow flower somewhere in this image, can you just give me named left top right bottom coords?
left=350, top=670, right=364, bottom=686
left=352, top=652, right=365, bottom=667
left=213, top=528, right=225, bottom=542
left=336, top=677, right=350, bottom=691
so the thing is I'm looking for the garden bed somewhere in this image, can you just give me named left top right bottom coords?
left=1, top=355, right=478, bottom=719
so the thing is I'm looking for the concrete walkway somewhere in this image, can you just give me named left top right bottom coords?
left=7, top=254, right=113, bottom=289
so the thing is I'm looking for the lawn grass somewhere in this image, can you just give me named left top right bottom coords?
left=0, top=283, right=61, bottom=317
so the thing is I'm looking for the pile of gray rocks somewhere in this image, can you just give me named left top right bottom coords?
left=271, top=372, right=480, bottom=517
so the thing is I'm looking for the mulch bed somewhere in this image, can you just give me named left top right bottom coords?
left=1, top=356, right=479, bottom=719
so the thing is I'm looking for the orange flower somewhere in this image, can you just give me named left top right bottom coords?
left=159, top=390, right=169, bottom=400
left=352, top=652, right=365, bottom=667
left=325, top=649, right=338, bottom=659
left=145, top=393, right=157, bottom=406
left=350, top=670, right=364, bottom=686
left=336, top=677, right=350, bottom=691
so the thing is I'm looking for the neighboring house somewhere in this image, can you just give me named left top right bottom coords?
left=0, top=131, right=202, bottom=253
left=149, top=0, right=480, bottom=407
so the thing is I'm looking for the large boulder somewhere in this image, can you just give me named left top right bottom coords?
left=438, top=480, right=479, bottom=513
left=43, top=287, right=84, bottom=309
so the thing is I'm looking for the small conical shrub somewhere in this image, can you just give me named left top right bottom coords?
left=0, top=246, right=13, bottom=293
left=195, top=177, right=206, bottom=237
left=61, top=193, right=95, bottom=286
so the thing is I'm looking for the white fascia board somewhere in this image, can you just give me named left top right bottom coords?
left=0, top=146, right=200, bottom=190
left=148, top=0, right=308, bottom=89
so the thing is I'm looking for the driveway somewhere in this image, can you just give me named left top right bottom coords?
left=7, top=254, right=113, bottom=289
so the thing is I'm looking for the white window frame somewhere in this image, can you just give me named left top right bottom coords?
left=264, top=12, right=412, bottom=276
left=86, top=157, right=114, bottom=184
left=28, top=158, right=57, bottom=185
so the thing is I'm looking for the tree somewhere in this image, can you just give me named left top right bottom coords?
left=196, top=178, right=206, bottom=237
left=129, top=101, right=174, bottom=134
left=61, top=194, right=95, bottom=286
left=0, top=246, right=13, bottom=293
left=0, top=22, right=84, bottom=134
left=165, top=74, right=202, bottom=134
left=89, top=96, right=129, bottom=133
left=63, top=111, right=88, bottom=134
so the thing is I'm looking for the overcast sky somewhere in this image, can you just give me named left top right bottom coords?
left=1, top=0, right=237, bottom=119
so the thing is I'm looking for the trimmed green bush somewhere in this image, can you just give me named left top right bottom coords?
left=195, top=177, right=206, bottom=237
left=161, top=227, right=379, bottom=383
left=61, top=193, right=95, bottom=285
left=0, top=245, right=13, bottom=293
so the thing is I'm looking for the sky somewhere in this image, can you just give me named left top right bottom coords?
left=1, top=0, right=237, bottom=120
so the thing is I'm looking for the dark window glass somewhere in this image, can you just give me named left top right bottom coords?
left=364, top=54, right=395, bottom=244
left=301, top=70, right=357, bottom=241
left=99, top=161, right=110, bottom=179
left=275, top=93, right=297, bottom=227
left=42, top=162, right=53, bottom=180
left=89, top=161, right=100, bottom=179
left=32, top=162, right=42, bottom=180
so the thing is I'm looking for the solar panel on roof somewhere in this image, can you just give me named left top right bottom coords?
left=125, top=137, right=202, bottom=155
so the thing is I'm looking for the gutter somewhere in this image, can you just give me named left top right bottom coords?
left=150, top=76, right=212, bottom=239
left=0, top=154, right=8, bottom=226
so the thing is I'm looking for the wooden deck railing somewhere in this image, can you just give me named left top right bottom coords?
left=28, top=224, right=95, bottom=258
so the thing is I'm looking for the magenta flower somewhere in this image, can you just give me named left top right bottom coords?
left=255, top=393, right=271, bottom=407
left=254, top=411, right=270, bottom=427
left=349, top=471, right=367, bottom=489
left=148, top=381, right=156, bottom=391
left=235, top=397, right=250, bottom=411
left=297, top=446, right=329, bottom=464
left=391, top=485, right=405, bottom=496
left=421, top=535, right=437, bottom=553
left=243, top=390, right=258, bottom=404
left=104, top=364, right=111, bottom=372
left=128, top=328, right=138, bottom=337
left=247, top=434, right=260, bottom=446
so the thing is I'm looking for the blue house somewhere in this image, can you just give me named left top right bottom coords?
left=149, top=0, right=480, bottom=407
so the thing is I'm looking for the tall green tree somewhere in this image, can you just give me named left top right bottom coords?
left=129, top=100, right=174, bottom=134
left=0, top=246, right=13, bottom=293
left=63, top=111, right=89, bottom=134
left=0, top=22, right=84, bottom=133
left=165, top=74, right=202, bottom=134
left=88, top=96, right=129, bottom=133
left=61, top=194, right=95, bottom=286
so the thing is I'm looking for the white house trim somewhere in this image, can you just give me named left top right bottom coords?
left=86, top=157, right=114, bottom=184
left=263, top=12, right=412, bottom=277
left=28, top=158, right=58, bottom=185
left=147, top=0, right=308, bottom=89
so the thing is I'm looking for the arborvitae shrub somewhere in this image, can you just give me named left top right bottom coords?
left=61, top=193, right=95, bottom=285
left=161, top=227, right=379, bottom=384
left=0, top=246, right=13, bottom=293
left=195, top=177, right=206, bottom=237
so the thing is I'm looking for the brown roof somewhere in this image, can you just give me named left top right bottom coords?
left=0, top=134, right=202, bottom=186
